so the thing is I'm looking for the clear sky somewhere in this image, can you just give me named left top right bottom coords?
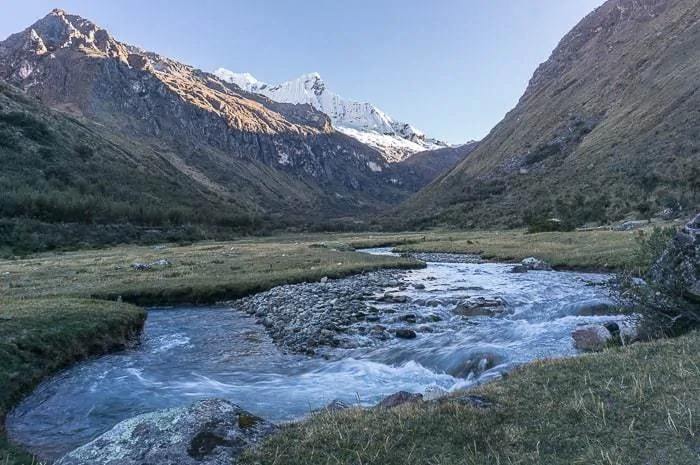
left=0, top=1, right=603, bottom=143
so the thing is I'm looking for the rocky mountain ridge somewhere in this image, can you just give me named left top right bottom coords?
left=0, top=9, right=437, bottom=221
left=214, top=69, right=450, bottom=162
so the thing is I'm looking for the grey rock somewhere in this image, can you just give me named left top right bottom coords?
left=572, top=325, right=612, bottom=351
left=55, top=399, right=276, bottom=465
left=130, top=262, right=151, bottom=271
left=454, top=297, right=506, bottom=317
left=423, top=386, right=448, bottom=401
left=521, top=257, right=552, bottom=271
left=314, top=399, right=351, bottom=414
left=445, top=353, right=503, bottom=378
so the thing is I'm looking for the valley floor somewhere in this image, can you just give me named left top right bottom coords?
left=2, top=228, right=695, bottom=464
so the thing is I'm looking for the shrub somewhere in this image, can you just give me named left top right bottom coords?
left=617, top=227, right=699, bottom=337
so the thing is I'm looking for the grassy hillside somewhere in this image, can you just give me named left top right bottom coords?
left=396, top=0, right=700, bottom=230
left=0, top=81, right=272, bottom=255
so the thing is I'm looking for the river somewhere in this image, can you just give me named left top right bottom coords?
left=7, top=249, right=620, bottom=461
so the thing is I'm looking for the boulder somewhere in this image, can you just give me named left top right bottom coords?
left=618, top=321, right=640, bottom=345
left=55, top=399, right=276, bottom=465
left=521, top=257, right=552, bottom=271
left=454, top=297, right=506, bottom=317
left=394, top=328, right=417, bottom=339
left=376, top=391, right=423, bottom=409
left=571, top=325, right=612, bottom=351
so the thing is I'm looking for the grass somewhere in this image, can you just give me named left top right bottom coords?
left=338, top=228, right=645, bottom=271
left=241, top=332, right=700, bottom=464
left=1, top=238, right=423, bottom=306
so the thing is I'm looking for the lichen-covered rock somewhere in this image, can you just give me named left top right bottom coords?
left=521, top=257, right=552, bottom=271
left=55, top=399, right=276, bottom=465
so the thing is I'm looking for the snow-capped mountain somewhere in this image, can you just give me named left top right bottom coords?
left=214, top=69, right=448, bottom=162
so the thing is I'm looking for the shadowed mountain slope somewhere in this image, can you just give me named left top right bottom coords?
left=398, top=0, right=700, bottom=229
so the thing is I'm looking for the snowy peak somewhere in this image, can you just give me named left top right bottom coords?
left=214, top=68, right=448, bottom=161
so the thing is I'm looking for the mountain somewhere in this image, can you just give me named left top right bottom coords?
left=396, top=0, right=700, bottom=229
left=214, top=69, right=449, bottom=162
left=0, top=9, right=428, bottom=229
left=397, top=141, right=480, bottom=189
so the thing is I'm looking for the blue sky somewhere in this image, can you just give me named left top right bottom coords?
left=1, top=1, right=603, bottom=143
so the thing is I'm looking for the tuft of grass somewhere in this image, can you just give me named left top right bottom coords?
left=241, top=333, right=700, bottom=465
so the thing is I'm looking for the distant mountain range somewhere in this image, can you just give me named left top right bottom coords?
left=0, top=8, right=474, bottom=251
left=396, top=0, right=700, bottom=229
left=214, top=69, right=453, bottom=162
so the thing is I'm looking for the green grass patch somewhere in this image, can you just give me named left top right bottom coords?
left=344, top=229, right=645, bottom=271
left=241, top=332, right=700, bottom=464
left=1, top=239, right=424, bottom=306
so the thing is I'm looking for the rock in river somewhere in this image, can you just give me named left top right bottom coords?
left=395, top=328, right=417, bottom=339
left=55, top=399, right=276, bottom=465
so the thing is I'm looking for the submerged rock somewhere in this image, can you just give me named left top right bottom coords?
left=454, top=297, right=506, bottom=317
left=395, top=328, right=417, bottom=339
left=55, top=399, right=276, bottom=465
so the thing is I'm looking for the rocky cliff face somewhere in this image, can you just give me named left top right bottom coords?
left=398, top=0, right=700, bottom=229
left=0, top=9, right=424, bottom=218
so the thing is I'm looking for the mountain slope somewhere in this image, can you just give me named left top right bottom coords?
left=0, top=9, right=419, bottom=222
left=396, top=141, right=480, bottom=189
left=398, top=0, right=700, bottom=229
left=214, top=69, right=448, bottom=162
left=0, top=80, right=262, bottom=254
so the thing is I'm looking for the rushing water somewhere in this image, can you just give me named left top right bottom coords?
left=7, top=250, right=620, bottom=460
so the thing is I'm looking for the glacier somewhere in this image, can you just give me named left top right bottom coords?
left=214, top=69, right=448, bottom=162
